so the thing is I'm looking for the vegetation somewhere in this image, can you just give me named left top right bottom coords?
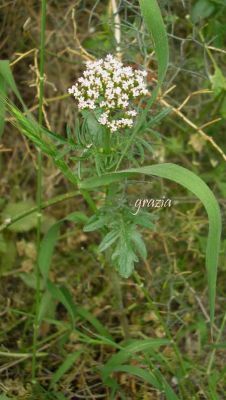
left=0, top=1, right=225, bottom=399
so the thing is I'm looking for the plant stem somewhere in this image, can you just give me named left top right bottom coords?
left=31, top=0, right=47, bottom=384
left=109, top=266, right=130, bottom=340
left=207, top=312, right=226, bottom=375
left=0, top=190, right=80, bottom=232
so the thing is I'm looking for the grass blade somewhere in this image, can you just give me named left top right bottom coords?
left=0, top=60, right=26, bottom=105
left=50, top=351, right=82, bottom=387
left=38, top=222, right=61, bottom=283
left=102, top=338, right=170, bottom=381
left=139, top=0, right=169, bottom=86
left=0, top=74, right=7, bottom=137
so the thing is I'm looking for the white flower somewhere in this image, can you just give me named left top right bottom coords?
left=98, top=112, right=109, bottom=125
left=127, top=110, right=137, bottom=117
left=68, top=54, right=149, bottom=133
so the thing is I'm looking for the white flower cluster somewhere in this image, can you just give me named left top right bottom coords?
left=68, top=54, right=148, bottom=133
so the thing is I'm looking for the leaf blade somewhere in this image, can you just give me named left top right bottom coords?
left=139, top=0, right=169, bottom=86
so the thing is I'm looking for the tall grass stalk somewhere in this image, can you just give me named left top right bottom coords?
left=31, top=0, right=47, bottom=383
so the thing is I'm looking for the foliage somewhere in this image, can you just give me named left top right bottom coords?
left=0, top=0, right=225, bottom=399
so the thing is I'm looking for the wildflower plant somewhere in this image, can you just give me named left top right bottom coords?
left=68, top=54, right=148, bottom=132
left=0, top=0, right=222, bottom=395
left=3, top=0, right=221, bottom=323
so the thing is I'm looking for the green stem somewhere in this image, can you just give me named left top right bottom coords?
left=110, top=267, right=130, bottom=340
left=104, top=184, right=130, bottom=340
left=31, top=0, right=47, bottom=384
left=0, top=190, right=80, bottom=232
left=207, top=312, right=226, bottom=375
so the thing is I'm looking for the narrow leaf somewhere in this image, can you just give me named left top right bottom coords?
left=50, top=351, right=82, bottom=386
left=102, top=338, right=170, bottom=380
left=38, top=222, right=61, bottom=283
left=60, top=286, right=112, bottom=339
left=0, top=74, right=7, bottom=137
left=47, top=281, right=76, bottom=325
left=0, top=60, right=25, bottom=106
left=139, top=0, right=169, bottom=86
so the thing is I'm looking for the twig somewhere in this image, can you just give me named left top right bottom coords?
left=10, top=48, right=36, bottom=67
left=110, top=0, right=122, bottom=60
left=160, top=96, right=226, bottom=162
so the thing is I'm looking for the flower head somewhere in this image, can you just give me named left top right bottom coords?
left=68, top=54, right=148, bottom=133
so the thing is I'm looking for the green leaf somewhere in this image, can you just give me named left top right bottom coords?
left=210, top=66, right=226, bottom=96
left=38, top=212, right=88, bottom=283
left=37, top=290, right=56, bottom=323
left=0, top=60, right=27, bottom=137
left=47, top=284, right=112, bottom=339
left=19, top=272, right=45, bottom=290
left=99, top=230, right=119, bottom=252
left=139, top=0, right=169, bottom=87
left=104, top=364, right=160, bottom=389
left=133, top=213, right=156, bottom=230
left=191, top=0, right=216, bottom=23
left=47, top=281, right=76, bottom=325
left=59, top=286, right=112, bottom=339
left=2, top=200, right=38, bottom=232
left=80, top=163, right=222, bottom=324
left=131, top=230, right=147, bottom=260
left=54, top=394, right=68, bottom=400
left=66, top=211, right=88, bottom=224
left=0, top=395, right=13, bottom=400
left=116, top=240, right=138, bottom=278
left=103, top=358, right=179, bottom=400
left=3, top=100, right=78, bottom=187
left=83, top=215, right=107, bottom=232
left=38, top=222, right=61, bottom=283
left=50, top=350, right=82, bottom=387
left=0, top=74, right=7, bottom=137
left=0, top=60, right=25, bottom=105
left=102, top=338, right=170, bottom=380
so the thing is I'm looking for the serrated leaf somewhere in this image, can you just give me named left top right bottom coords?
left=99, top=230, right=119, bottom=252
left=133, top=213, right=156, bottom=230
left=131, top=230, right=147, bottom=260
left=117, top=241, right=138, bottom=278
left=83, top=215, right=107, bottom=232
